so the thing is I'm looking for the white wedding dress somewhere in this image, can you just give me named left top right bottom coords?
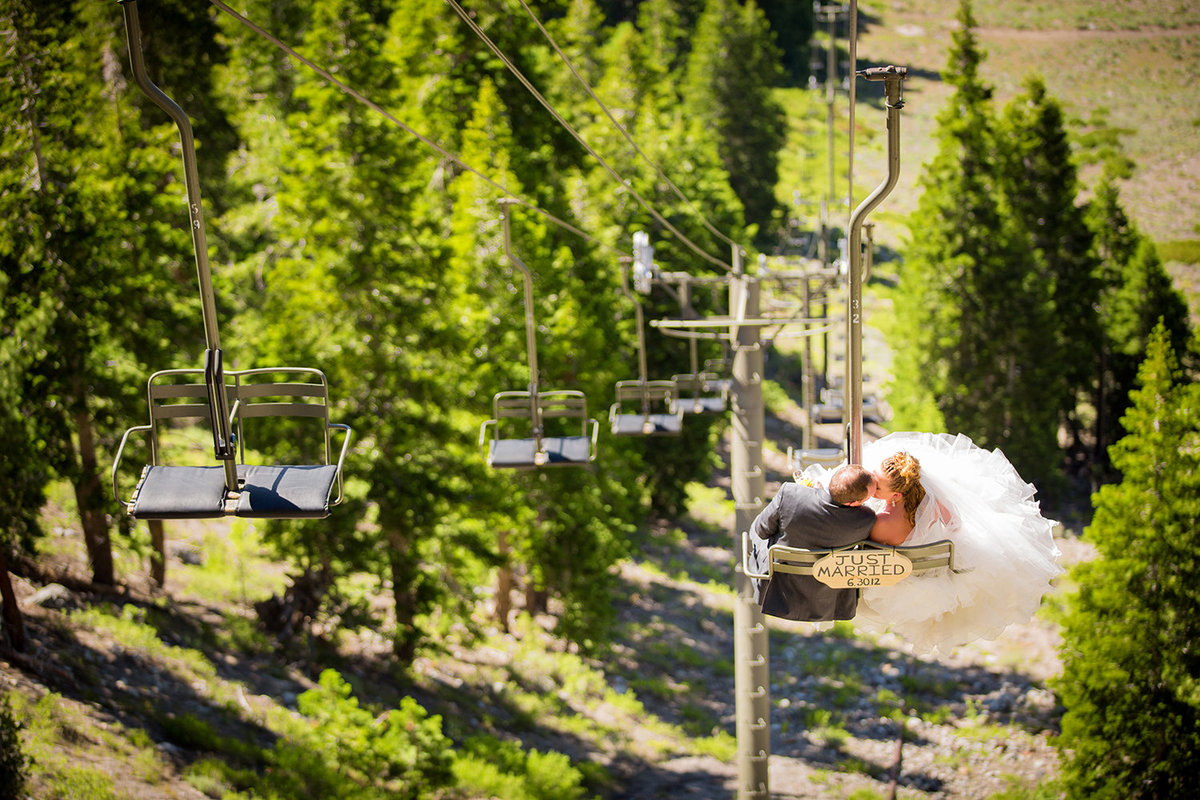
left=805, top=431, right=1063, bottom=653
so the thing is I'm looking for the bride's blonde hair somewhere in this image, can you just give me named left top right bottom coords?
left=880, top=451, right=924, bottom=527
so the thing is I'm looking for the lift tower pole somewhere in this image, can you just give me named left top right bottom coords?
left=731, top=248, right=770, bottom=800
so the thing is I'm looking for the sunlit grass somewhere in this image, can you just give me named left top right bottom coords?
left=70, top=603, right=218, bottom=682
left=168, top=519, right=288, bottom=606
left=684, top=482, right=733, bottom=529
left=11, top=691, right=168, bottom=799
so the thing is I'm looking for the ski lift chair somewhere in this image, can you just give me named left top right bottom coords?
left=811, top=387, right=844, bottom=424
left=481, top=389, right=599, bottom=469
left=671, top=324, right=729, bottom=415
left=609, top=379, right=683, bottom=435
left=742, top=530, right=962, bottom=589
left=113, top=366, right=352, bottom=520
left=786, top=445, right=845, bottom=477
left=479, top=199, right=600, bottom=469
left=672, top=371, right=729, bottom=415
left=672, top=278, right=731, bottom=414
left=609, top=235, right=685, bottom=435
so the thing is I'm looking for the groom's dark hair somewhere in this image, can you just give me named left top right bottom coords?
left=829, top=465, right=874, bottom=505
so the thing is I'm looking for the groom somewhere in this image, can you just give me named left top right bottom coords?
left=746, top=464, right=877, bottom=621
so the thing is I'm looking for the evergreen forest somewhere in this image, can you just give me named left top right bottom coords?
left=1, top=0, right=1198, bottom=798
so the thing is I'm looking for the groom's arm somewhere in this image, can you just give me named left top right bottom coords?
left=749, top=486, right=786, bottom=545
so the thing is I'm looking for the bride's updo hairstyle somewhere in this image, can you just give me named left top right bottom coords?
left=880, top=451, right=925, bottom=527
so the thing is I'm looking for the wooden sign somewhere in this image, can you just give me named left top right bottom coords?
left=812, top=549, right=913, bottom=588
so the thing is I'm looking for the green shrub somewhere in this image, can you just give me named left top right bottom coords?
left=0, top=695, right=28, bottom=800
left=159, top=712, right=224, bottom=752
left=281, top=669, right=454, bottom=800
left=452, top=736, right=588, bottom=800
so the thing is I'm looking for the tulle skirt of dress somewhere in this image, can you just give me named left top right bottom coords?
left=806, top=431, right=1063, bottom=653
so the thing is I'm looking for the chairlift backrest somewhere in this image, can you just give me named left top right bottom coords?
left=231, top=367, right=337, bottom=464
left=140, top=369, right=236, bottom=462
left=742, top=530, right=962, bottom=589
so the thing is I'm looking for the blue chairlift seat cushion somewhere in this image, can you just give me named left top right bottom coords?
left=611, top=413, right=683, bottom=436
left=541, top=435, right=592, bottom=465
left=488, top=435, right=593, bottom=468
left=489, top=438, right=540, bottom=469
left=130, top=465, right=229, bottom=520
left=235, top=464, right=338, bottom=519
left=681, top=396, right=727, bottom=414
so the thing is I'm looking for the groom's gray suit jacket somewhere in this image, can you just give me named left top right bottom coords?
left=747, top=482, right=875, bottom=621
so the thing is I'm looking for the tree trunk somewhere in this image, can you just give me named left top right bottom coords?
left=73, top=407, right=114, bottom=587
left=387, top=527, right=418, bottom=664
left=494, top=530, right=512, bottom=632
left=524, top=584, right=548, bottom=616
left=0, top=549, right=26, bottom=653
left=148, top=520, right=166, bottom=588
left=1094, top=349, right=1108, bottom=477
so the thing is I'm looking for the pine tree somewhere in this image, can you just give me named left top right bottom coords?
left=997, top=75, right=1101, bottom=469
left=892, top=0, right=1059, bottom=488
left=1055, top=323, right=1200, bottom=798
left=448, top=76, right=637, bottom=647
left=637, top=0, right=694, bottom=78
left=1088, top=168, right=1193, bottom=472
left=682, top=0, right=785, bottom=237
left=3, top=1, right=196, bottom=586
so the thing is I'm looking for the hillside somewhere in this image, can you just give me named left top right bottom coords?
left=2, top=408, right=1084, bottom=800
left=781, top=0, right=1200, bottom=317
left=7, top=1, right=1186, bottom=798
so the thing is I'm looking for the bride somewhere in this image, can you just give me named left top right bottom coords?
left=806, top=431, right=1063, bottom=653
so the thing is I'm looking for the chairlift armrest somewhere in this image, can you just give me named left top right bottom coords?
left=328, top=423, right=352, bottom=507
left=479, top=418, right=496, bottom=446
left=741, top=530, right=772, bottom=581
left=588, top=418, right=600, bottom=461
left=112, top=424, right=152, bottom=505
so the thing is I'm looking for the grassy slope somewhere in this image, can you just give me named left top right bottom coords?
left=9, top=2, right=1192, bottom=798
left=777, top=0, right=1200, bottom=316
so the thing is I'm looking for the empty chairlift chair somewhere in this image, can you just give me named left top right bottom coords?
left=672, top=338, right=730, bottom=416
left=786, top=445, right=846, bottom=476
left=112, top=365, right=352, bottom=520
left=670, top=277, right=730, bottom=415
left=609, top=379, right=683, bottom=435
left=479, top=200, right=599, bottom=469
left=482, top=389, right=598, bottom=468
left=112, top=1, right=351, bottom=521
left=609, top=232, right=684, bottom=436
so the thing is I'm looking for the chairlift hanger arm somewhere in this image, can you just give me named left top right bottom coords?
left=499, top=199, right=538, bottom=391
left=121, top=0, right=240, bottom=483
left=119, top=0, right=220, bottom=354
left=846, top=64, right=906, bottom=465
